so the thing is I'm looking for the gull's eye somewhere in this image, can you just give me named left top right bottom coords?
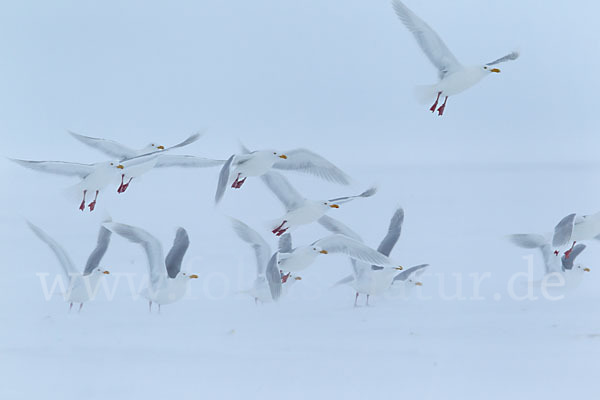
left=484, top=66, right=488, bottom=69
left=110, top=162, right=113, bottom=165
left=273, top=152, right=277, bottom=155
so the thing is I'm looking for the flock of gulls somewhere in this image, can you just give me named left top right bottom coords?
left=11, top=2, right=596, bottom=311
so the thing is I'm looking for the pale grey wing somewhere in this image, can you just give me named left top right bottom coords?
left=265, top=253, right=282, bottom=301
left=314, top=234, right=394, bottom=267
left=238, top=141, right=252, bottom=154
left=507, top=234, right=548, bottom=249
left=278, top=233, right=293, bottom=253
left=561, top=244, right=586, bottom=272
left=68, top=131, right=137, bottom=159
left=317, top=215, right=363, bottom=242
left=334, top=274, right=355, bottom=286
left=165, top=133, right=202, bottom=151
left=260, top=171, right=305, bottom=212
left=27, top=221, right=79, bottom=279
left=552, top=213, right=576, bottom=248
left=486, top=51, right=520, bottom=66
left=165, top=228, right=190, bottom=279
left=328, top=187, right=377, bottom=205
left=539, top=243, right=560, bottom=274
left=153, top=155, right=225, bottom=168
left=230, top=218, right=271, bottom=275
left=272, top=149, right=351, bottom=185
left=377, top=207, right=404, bottom=257
left=393, top=263, right=429, bottom=282
left=103, top=222, right=166, bottom=288
left=392, top=0, right=462, bottom=79
left=11, top=159, right=94, bottom=179
left=215, top=154, right=235, bottom=204
left=83, top=223, right=112, bottom=275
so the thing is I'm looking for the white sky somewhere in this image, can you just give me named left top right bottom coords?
left=0, top=0, right=599, bottom=164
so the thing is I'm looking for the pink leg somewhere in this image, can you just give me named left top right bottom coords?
left=281, top=272, right=291, bottom=283
left=275, top=228, right=288, bottom=237
left=69, top=302, right=73, bottom=312
left=354, top=292, right=359, bottom=307
left=272, top=220, right=287, bottom=235
left=430, top=92, right=441, bottom=112
left=564, top=241, right=577, bottom=259
left=120, top=177, right=132, bottom=193
left=79, top=190, right=87, bottom=211
left=88, top=190, right=99, bottom=211
left=437, top=96, right=448, bottom=116
left=117, top=175, right=125, bottom=193
left=366, top=294, right=370, bottom=307
left=149, top=301, right=152, bottom=313
left=158, top=304, right=161, bottom=314
left=78, top=303, right=84, bottom=312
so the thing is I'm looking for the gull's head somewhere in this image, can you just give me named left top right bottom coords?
left=144, top=143, right=165, bottom=152
left=178, top=272, right=199, bottom=280
left=269, top=150, right=287, bottom=160
left=483, top=65, right=501, bottom=73
left=95, top=268, right=110, bottom=275
left=576, top=265, right=591, bottom=273
left=312, top=246, right=328, bottom=255
left=322, top=201, right=339, bottom=209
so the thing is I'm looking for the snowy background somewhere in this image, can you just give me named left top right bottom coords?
left=1, top=1, right=599, bottom=399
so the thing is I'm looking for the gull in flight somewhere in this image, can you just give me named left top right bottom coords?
left=276, top=232, right=400, bottom=274
left=261, top=171, right=376, bottom=236
left=104, top=222, right=198, bottom=312
left=27, top=221, right=111, bottom=312
left=392, top=0, right=519, bottom=115
left=214, top=146, right=350, bottom=204
left=230, top=218, right=301, bottom=303
left=550, top=211, right=600, bottom=257
left=508, top=234, right=590, bottom=290
left=326, top=207, right=428, bottom=306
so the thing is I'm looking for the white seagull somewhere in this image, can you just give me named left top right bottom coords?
left=392, top=0, right=519, bottom=115
left=508, top=234, right=590, bottom=289
left=214, top=146, right=350, bottom=203
left=551, top=211, right=600, bottom=256
left=261, top=171, right=376, bottom=236
left=28, top=221, right=111, bottom=311
left=104, top=222, right=198, bottom=312
left=276, top=232, right=400, bottom=274
left=230, top=218, right=301, bottom=303
left=327, top=207, right=428, bottom=306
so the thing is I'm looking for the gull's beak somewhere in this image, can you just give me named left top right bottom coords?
left=319, top=250, right=328, bottom=254
left=584, top=268, right=591, bottom=272
left=294, top=276, right=302, bottom=281
left=415, top=282, right=423, bottom=286
left=329, top=204, right=339, bottom=209
left=279, top=154, right=287, bottom=159
left=116, top=164, right=124, bottom=169
left=395, top=266, right=403, bottom=271
left=491, top=68, right=501, bottom=73
left=189, top=274, right=199, bottom=279
left=102, top=270, right=110, bottom=275
left=157, top=145, right=165, bottom=150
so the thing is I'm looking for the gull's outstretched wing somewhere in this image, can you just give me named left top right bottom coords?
left=154, top=155, right=225, bottom=169
left=68, top=131, right=137, bottom=160
left=163, top=133, right=202, bottom=151
left=318, top=215, right=363, bottom=242
left=272, top=149, right=351, bottom=185
left=552, top=213, right=576, bottom=248
left=313, top=234, right=395, bottom=267
left=83, top=222, right=112, bottom=276
left=328, top=187, right=377, bottom=205
left=561, top=244, right=586, bottom=272
left=486, top=51, right=520, bottom=66
left=261, top=171, right=305, bottom=212
left=393, top=263, right=429, bottom=282
left=11, top=159, right=94, bottom=179
left=392, top=0, right=462, bottom=79
left=278, top=233, right=293, bottom=254
left=27, top=222, right=79, bottom=279
left=231, top=218, right=271, bottom=276
left=377, top=208, right=404, bottom=257
left=215, top=154, right=235, bottom=204
left=165, top=228, right=190, bottom=279
left=104, top=222, right=166, bottom=288
left=265, top=253, right=282, bottom=301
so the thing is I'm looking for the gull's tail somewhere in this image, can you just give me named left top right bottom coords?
left=413, top=84, right=438, bottom=105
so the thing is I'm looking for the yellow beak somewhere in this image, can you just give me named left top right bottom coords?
left=491, top=68, right=501, bottom=73
left=279, top=154, right=287, bottom=159
left=294, top=276, right=302, bottom=281
left=116, top=164, right=124, bottom=169
left=319, top=250, right=328, bottom=254
left=189, top=274, right=199, bottom=279
left=395, top=266, right=403, bottom=271
left=157, top=145, right=165, bottom=150
left=103, top=270, right=110, bottom=275
left=584, top=268, right=591, bottom=272
left=329, top=204, right=339, bottom=209
left=415, top=282, right=423, bottom=286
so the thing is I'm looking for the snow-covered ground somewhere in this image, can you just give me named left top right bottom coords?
left=1, top=159, right=599, bottom=399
